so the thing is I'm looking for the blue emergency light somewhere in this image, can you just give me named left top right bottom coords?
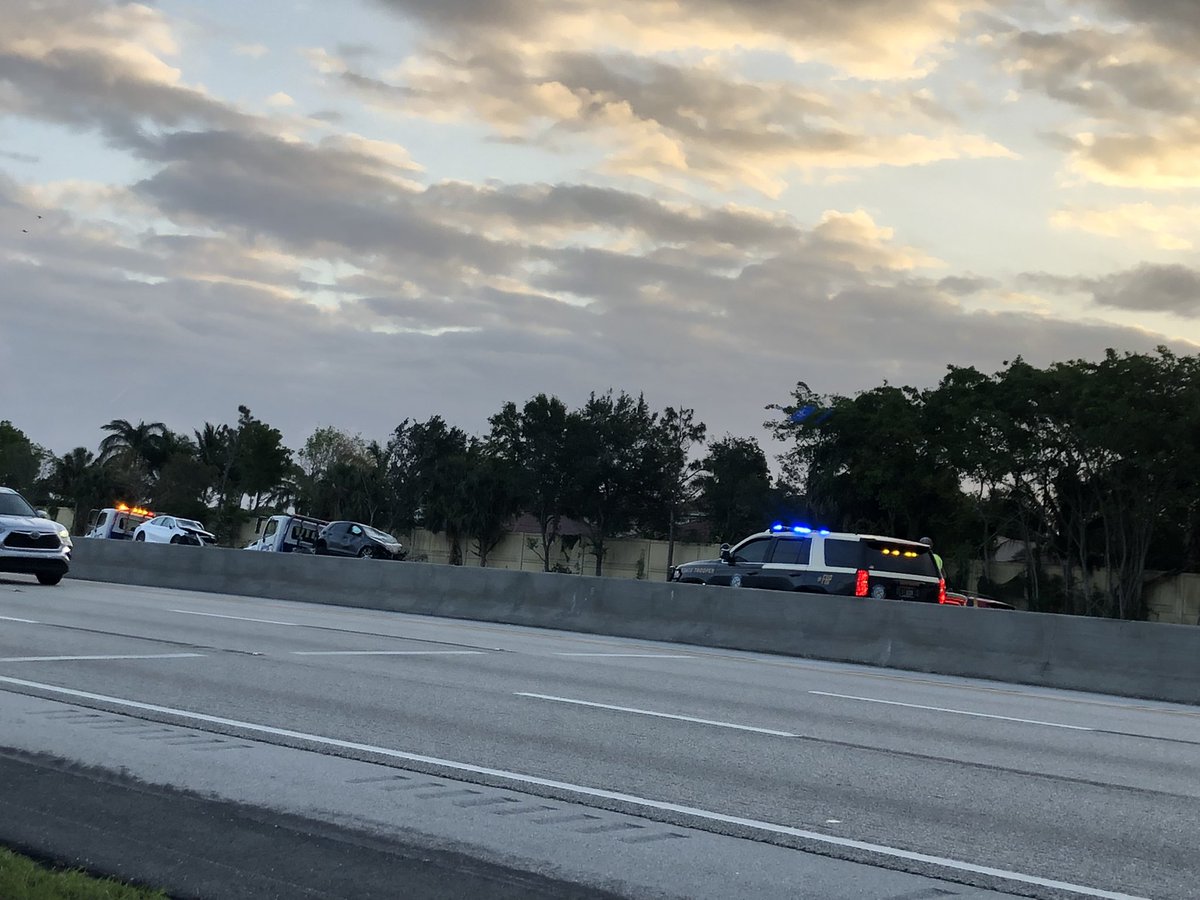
left=770, top=523, right=826, bottom=535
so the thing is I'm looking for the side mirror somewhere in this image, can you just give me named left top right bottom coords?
left=36, top=509, right=49, bottom=520
left=719, top=544, right=733, bottom=564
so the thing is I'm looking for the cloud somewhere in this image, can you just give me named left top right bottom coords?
left=266, top=91, right=295, bottom=108
left=994, top=11, right=1200, bottom=188
left=6, top=131, right=1188, bottom=458
left=322, top=47, right=1014, bottom=196
left=936, top=274, right=1001, bottom=295
left=1091, top=263, right=1200, bottom=316
left=0, top=0, right=256, bottom=148
left=1051, top=202, right=1200, bottom=249
left=372, top=0, right=992, bottom=79
left=234, top=43, right=270, bottom=59
left=3, top=0, right=1197, bottom=460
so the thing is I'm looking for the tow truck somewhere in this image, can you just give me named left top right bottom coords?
left=244, top=513, right=329, bottom=553
left=83, top=503, right=156, bottom=540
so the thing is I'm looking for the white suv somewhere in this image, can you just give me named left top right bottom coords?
left=0, top=487, right=71, bottom=585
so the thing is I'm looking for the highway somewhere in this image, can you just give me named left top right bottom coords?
left=1, top=577, right=1197, bottom=900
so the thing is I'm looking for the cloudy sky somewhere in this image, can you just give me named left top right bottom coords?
left=4, top=0, right=1200, bottom=454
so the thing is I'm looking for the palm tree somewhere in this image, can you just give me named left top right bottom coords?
left=98, top=419, right=168, bottom=469
left=50, top=447, right=96, bottom=533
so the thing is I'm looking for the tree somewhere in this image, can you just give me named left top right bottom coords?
left=571, top=391, right=661, bottom=576
left=0, top=421, right=46, bottom=494
left=153, top=453, right=217, bottom=522
left=487, top=395, right=577, bottom=572
left=698, top=436, right=772, bottom=544
left=43, top=448, right=108, bottom=532
left=98, top=419, right=168, bottom=469
left=460, top=444, right=523, bottom=567
left=391, top=417, right=471, bottom=563
left=231, top=406, right=292, bottom=510
left=298, top=426, right=369, bottom=521
left=650, top=407, right=707, bottom=571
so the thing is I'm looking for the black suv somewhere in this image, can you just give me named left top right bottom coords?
left=670, top=526, right=944, bottom=602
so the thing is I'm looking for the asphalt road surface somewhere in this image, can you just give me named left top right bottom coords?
left=1, top=575, right=1197, bottom=900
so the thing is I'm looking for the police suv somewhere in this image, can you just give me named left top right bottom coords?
left=670, top=524, right=945, bottom=603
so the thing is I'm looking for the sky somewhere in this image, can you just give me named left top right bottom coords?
left=5, top=0, right=1200, bottom=455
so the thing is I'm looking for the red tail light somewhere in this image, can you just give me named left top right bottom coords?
left=938, top=579, right=953, bottom=604
left=855, top=569, right=869, bottom=597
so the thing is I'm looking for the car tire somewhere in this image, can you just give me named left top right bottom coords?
left=134, top=532, right=145, bottom=542
left=170, top=535, right=181, bottom=544
left=36, top=572, right=63, bottom=586
left=358, top=546, right=375, bottom=559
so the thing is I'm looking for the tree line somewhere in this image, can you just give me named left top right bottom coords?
left=4, top=346, right=1196, bottom=617
left=770, top=347, right=1200, bottom=620
left=0, top=395, right=778, bottom=576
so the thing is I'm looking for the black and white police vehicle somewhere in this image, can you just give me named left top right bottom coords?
left=670, top=524, right=945, bottom=603
left=0, top=486, right=72, bottom=585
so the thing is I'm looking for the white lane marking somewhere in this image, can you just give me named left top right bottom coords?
left=517, top=692, right=797, bottom=737
left=810, top=691, right=1095, bottom=732
left=292, top=650, right=483, bottom=657
left=554, top=652, right=696, bottom=659
left=171, top=609, right=304, bottom=628
left=0, top=653, right=205, bottom=663
left=0, top=615, right=39, bottom=624
left=0, top=675, right=1145, bottom=900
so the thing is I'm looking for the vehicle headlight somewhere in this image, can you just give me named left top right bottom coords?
left=56, top=526, right=70, bottom=539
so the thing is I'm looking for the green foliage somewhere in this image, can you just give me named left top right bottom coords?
left=769, top=347, right=1200, bottom=619
left=487, top=394, right=577, bottom=571
left=570, top=390, right=663, bottom=575
left=698, top=436, right=772, bottom=543
left=0, top=419, right=46, bottom=493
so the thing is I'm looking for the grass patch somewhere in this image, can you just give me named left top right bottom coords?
left=0, top=847, right=168, bottom=900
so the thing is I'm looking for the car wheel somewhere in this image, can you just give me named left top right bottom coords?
left=170, top=535, right=183, bottom=544
left=358, top=546, right=376, bottom=559
left=134, top=532, right=145, bottom=541
left=36, top=572, right=63, bottom=586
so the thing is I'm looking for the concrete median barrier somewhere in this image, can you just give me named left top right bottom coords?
left=68, top=539, right=1200, bottom=706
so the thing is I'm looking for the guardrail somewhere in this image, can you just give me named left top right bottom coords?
left=68, top=540, right=1200, bottom=706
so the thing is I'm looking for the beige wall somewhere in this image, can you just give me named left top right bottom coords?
left=233, top=520, right=722, bottom=581
left=398, top=528, right=721, bottom=581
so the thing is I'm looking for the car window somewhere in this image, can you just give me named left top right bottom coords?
left=350, top=524, right=363, bottom=536
left=160, top=517, right=175, bottom=529
left=733, top=538, right=771, bottom=563
left=823, top=539, right=863, bottom=569
left=264, top=519, right=278, bottom=538
left=769, top=537, right=811, bottom=565
left=0, top=492, right=37, bottom=517
left=865, top=541, right=939, bottom=577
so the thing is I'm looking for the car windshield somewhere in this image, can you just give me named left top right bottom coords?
left=178, top=519, right=205, bottom=530
left=363, top=525, right=399, bottom=543
left=0, top=492, right=37, bottom=518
